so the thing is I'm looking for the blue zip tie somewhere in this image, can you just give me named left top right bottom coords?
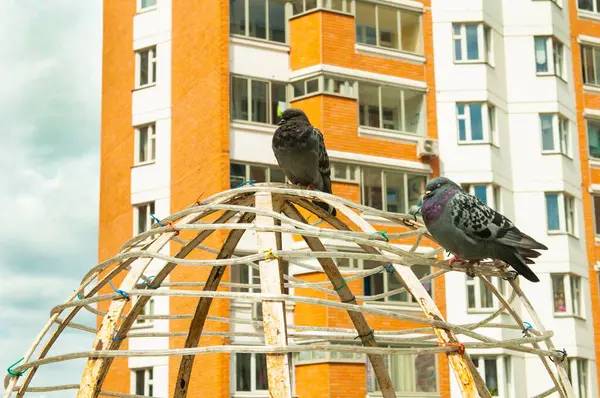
left=7, top=358, right=25, bottom=377
left=144, top=275, right=158, bottom=290
left=334, top=279, right=347, bottom=292
left=384, top=264, right=394, bottom=273
left=522, top=322, right=533, bottom=335
left=355, top=329, right=375, bottom=344
left=236, top=179, right=256, bottom=188
left=74, top=290, right=83, bottom=300
left=373, top=231, right=389, bottom=242
left=108, top=280, right=130, bottom=301
left=112, top=329, right=126, bottom=341
left=150, top=213, right=165, bottom=227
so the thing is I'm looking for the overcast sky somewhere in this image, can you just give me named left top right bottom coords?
left=0, top=1, right=103, bottom=396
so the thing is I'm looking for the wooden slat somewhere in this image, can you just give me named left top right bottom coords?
left=255, top=193, right=292, bottom=398
left=281, top=201, right=397, bottom=398
left=173, top=211, right=256, bottom=397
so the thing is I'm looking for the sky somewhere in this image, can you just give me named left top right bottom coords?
left=0, top=1, right=103, bottom=396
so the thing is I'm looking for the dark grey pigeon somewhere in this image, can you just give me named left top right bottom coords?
left=420, top=177, right=547, bottom=282
left=272, top=108, right=336, bottom=216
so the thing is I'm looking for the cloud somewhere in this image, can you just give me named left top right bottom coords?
left=0, top=1, right=103, bottom=395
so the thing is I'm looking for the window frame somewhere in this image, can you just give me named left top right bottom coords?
left=360, top=166, right=427, bottom=215
left=534, top=36, right=565, bottom=80
left=465, top=275, right=506, bottom=313
left=233, top=352, right=269, bottom=393
left=366, top=347, right=439, bottom=394
left=230, top=74, right=288, bottom=126
left=295, top=341, right=365, bottom=365
left=452, top=22, right=493, bottom=65
left=461, top=183, right=502, bottom=211
left=132, top=296, right=155, bottom=327
left=567, top=358, right=590, bottom=398
left=135, top=46, right=157, bottom=89
left=539, top=113, right=571, bottom=157
left=132, top=367, right=154, bottom=397
left=134, top=201, right=156, bottom=235
left=456, top=102, right=497, bottom=144
left=331, top=162, right=360, bottom=183
left=290, top=74, right=358, bottom=100
left=229, top=161, right=288, bottom=188
left=138, top=0, right=157, bottom=12
left=470, top=355, right=512, bottom=397
left=354, top=1, right=424, bottom=55
left=134, top=123, right=157, bottom=166
left=551, top=273, right=584, bottom=318
left=586, top=118, right=600, bottom=160
left=545, top=192, right=576, bottom=236
left=592, top=194, right=600, bottom=236
left=230, top=0, right=288, bottom=44
left=581, top=43, right=600, bottom=87
left=577, top=0, right=600, bottom=14
left=358, top=82, right=426, bottom=135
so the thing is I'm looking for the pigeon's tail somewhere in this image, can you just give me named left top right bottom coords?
left=497, top=246, right=540, bottom=283
left=517, top=232, right=548, bottom=250
left=313, top=200, right=337, bottom=217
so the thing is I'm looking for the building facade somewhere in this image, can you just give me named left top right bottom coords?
left=98, top=0, right=600, bottom=397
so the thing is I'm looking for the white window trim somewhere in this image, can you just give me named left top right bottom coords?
left=587, top=117, right=600, bottom=164
left=465, top=275, right=505, bottom=313
left=551, top=273, right=584, bottom=318
left=134, top=123, right=156, bottom=166
left=456, top=102, right=496, bottom=144
left=131, top=296, right=155, bottom=329
left=545, top=192, right=576, bottom=236
left=133, top=201, right=156, bottom=235
left=360, top=167, right=427, bottom=215
left=131, top=367, right=154, bottom=397
left=137, top=0, right=157, bottom=12
left=331, top=162, right=360, bottom=183
left=290, top=74, right=359, bottom=101
left=568, top=358, right=590, bottom=398
left=231, top=74, right=288, bottom=126
left=461, top=183, right=502, bottom=211
left=452, top=22, right=493, bottom=65
left=231, top=0, right=288, bottom=44
left=135, top=46, right=157, bottom=89
left=534, top=36, right=565, bottom=80
left=581, top=43, right=600, bottom=88
left=577, top=0, right=600, bottom=16
left=358, top=83, right=426, bottom=136
left=295, top=341, right=365, bottom=365
left=354, top=1, right=424, bottom=55
left=539, top=113, right=571, bottom=157
left=230, top=161, right=289, bottom=186
left=471, top=355, right=512, bottom=398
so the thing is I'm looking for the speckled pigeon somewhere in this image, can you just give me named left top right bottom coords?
left=420, top=177, right=547, bottom=282
left=272, top=108, right=336, bottom=216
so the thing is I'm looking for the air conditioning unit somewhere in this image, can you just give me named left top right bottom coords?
left=417, top=138, right=439, bottom=158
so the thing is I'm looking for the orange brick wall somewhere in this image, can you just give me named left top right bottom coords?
left=97, top=0, right=136, bottom=393
left=569, top=2, right=600, bottom=394
left=170, top=0, right=231, bottom=396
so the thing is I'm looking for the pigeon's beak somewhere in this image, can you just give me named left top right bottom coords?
left=423, top=190, right=433, bottom=200
left=277, top=118, right=285, bottom=126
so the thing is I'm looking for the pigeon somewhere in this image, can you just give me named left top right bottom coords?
left=272, top=108, right=336, bottom=216
left=420, top=177, right=547, bottom=282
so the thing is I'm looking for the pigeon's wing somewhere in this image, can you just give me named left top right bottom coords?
left=313, top=127, right=333, bottom=194
left=449, top=191, right=527, bottom=246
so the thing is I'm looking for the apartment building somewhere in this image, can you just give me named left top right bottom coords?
left=432, top=0, right=598, bottom=396
left=98, top=0, right=448, bottom=396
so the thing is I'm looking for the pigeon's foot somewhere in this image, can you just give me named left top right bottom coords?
left=306, top=184, right=315, bottom=190
left=447, top=255, right=463, bottom=265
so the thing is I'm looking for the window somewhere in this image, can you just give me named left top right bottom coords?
left=456, top=103, right=496, bottom=143
left=534, top=36, right=564, bottom=78
left=230, top=0, right=286, bottom=43
left=291, top=75, right=357, bottom=99
left=135, top=202, right=155, bottom=234
left=545, top=192, right=575, bottom=234
left=581, top=44, right=600, bottom=87
left=291, top=0, right=351, bottom=14
left=578, top=0, right=600, bottom=14
left=461, top=184, right=502, bottom=211
left=552, top=274, right=583, bottom=316
left=471, top=356, right=512, bottom=397
left=539, top=114, right=570, bottom=155
left=355, top=1, right=422, bottom=54
left=567, top=358, right=590, bottom=398
left=593, top=195, right=600, bottom=235
left=363, top=262, right=432, bottom=303
left=452, top=23, right=493, bottom=63
left=235, top=353, right=269, bottom=392
left=134, top=124, right=156, bottom=165
left=139, top=0, right=157, bottom=10
left=135, top=297, right=155, bottom=326
left=136, top=47, right=157, bottom=88
left=231, top=75, right=287, bottom=125
left=296, top=342, right=363, bottom=364
left=229, top=162, right=287, bottom=188
left=587, top=119, right=600, bottom=159
left=291, top=0, right=318, bottom=14
left=358, top=83, right=425, bottom=134
left=331, top=163, right=359, bottom=183
left=367, top=351, right=437, bottom=393
left=466, top=276, right=506, bottom=311
left=133, top=368, right=153, bottom=396
left=361, top=167, right=426, bottom=214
